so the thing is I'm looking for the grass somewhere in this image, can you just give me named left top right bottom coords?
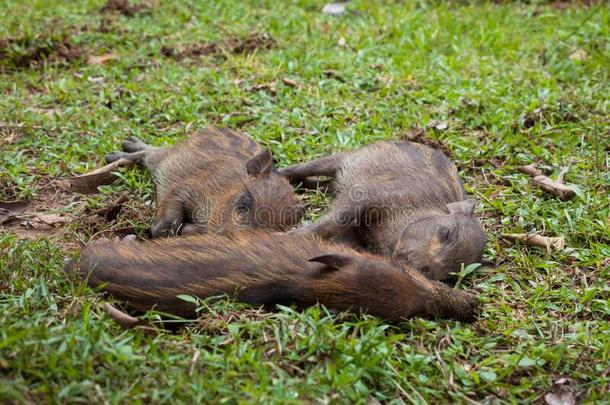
left=1, top=0, right=609, bottom=402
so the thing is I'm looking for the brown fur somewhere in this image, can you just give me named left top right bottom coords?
left=279, top=140, right=486, bottom=282
left=106, top=127, right=304, bottom=237
left=75, top=232, right=479, bottom=322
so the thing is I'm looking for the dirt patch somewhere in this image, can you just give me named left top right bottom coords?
left=0, top=177, right=154, bottom=246
left=162, top=33, right=276, bottom=62
left=0, top=183, right=75, bottom=241
left=0, top=33, right=84, bottom=70
left=403, top=126, right=454, bottom=158
left=100, top=0, right=150, bottom=17
left=71, top=192, right=154, bottom=240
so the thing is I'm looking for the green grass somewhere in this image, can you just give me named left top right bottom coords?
left=1, top=0, right=609, bottom=402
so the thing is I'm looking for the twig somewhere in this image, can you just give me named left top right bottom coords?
left=519, top=164, right=575, bottom=201
left=501, top=233, right=565, bottom=253
left=188, top=350, right=201, bottom=376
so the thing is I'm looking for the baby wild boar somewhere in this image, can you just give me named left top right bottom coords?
left=279, top=140, right=486, bottom=282
left=75, top=232, right=479, bottom=322
left=106, top=126, right=304, bottom=237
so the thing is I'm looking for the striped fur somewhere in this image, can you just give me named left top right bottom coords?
left=106, top=126, right=304, bottom=237
left=279, top=140, right=486, bottom=282
left=76, top=232, right=479, bottom=322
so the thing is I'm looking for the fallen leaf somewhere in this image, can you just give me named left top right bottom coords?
left=88, top=53, right=118, bottom=65
left=87, top=76, right=105, bottom=83
left=338, top=36, right=347, bottom=47
left=569, top=49, right=587, bottom=61
left=501, top=233, right=565, bottom=252
left=282, top=77, right=298, bottom=87
left=34, top=213, right=66, bottom=226
left=0, top=201, right=29, bottom=225
left=322, top=2, right=348, bottom=15
left=56, top=158, right=136, bottom=194
left=545, top=378, right=576, bottom=405
left=519, top=164, right=576, bottom=201
left=3, top=132, right=20, bottom=145
left=428, top=120, right=448, bottom=131
left=26, top=107, right=63, bottom=117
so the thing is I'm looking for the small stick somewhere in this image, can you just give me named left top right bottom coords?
left=518, top=164, right=575, bottom=201
left=188, top=350, right=201, bottom=376
left=501, top=233, right=565, bottom=253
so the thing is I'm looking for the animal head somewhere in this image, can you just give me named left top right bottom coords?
left=231, top=150, right=305, bottom=231
left=392, top=199, right=486, bottom=282
left=307, top=251, right=478, bottom=322
left=307, top=252, right=424, bottom=321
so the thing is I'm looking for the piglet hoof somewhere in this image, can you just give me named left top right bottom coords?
left=122, top=234, right=138, bottom=243
left=122, top=137, right=149, bottom=153
left=180, top=224, right=205, bottom=236
left=105, top=152, right=124, bottom=163
left=150, top=219, right=182, bottom=238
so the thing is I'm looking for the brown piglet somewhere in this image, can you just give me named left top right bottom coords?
left=106, top=126, right=304, bottom=237
left=279, top=140, right=486, bottom=282
left=75, top=232, right=479, bottom=323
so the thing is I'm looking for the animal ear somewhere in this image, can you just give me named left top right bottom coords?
left=447, top=199, right=476, bottom=216
left=308, top=253, right=354, bottom=271
left=246, top=150, right=273, bottom=178
left=234, top=190, right=253, bottom=215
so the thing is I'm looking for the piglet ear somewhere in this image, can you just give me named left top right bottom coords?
left=246, top=149, right=273, bottom=178
left=308, top=253, right=354, bottom=271
left=447, top=199, right=476, bottom=216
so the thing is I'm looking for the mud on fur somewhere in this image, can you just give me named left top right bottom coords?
left=280, top=140, right=486, bottom=282
left=74, top=232, right=479, bottom=323
left=106, top=126, right=304, bottom=237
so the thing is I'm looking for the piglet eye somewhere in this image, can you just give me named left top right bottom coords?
left=438, top=226, right=452, bottom=243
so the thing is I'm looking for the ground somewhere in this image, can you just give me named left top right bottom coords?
left=0, top=0, right=609, bottom=403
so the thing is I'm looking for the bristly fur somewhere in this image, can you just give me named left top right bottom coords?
left=75, top=232, right=479, bottom=323
left=105, top=126, right=304, bottom=237
left=279, top=140, right=486, bottom=282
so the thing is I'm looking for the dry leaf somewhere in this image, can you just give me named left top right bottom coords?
left=519, top=164, right=576, bottom=201
left=545, top=378, right=576, bottom=405
left=501, top=233, right=565, bottom=252
left=87, top=53, right=118, bottom=65
left=87, top=76, right=105, bottom=83
left=282, top=77, right=298, bottom=87
left=322, top=2, right=348, bottom=15
left=2, top=131, right=21, bottom=145
left=428, top=120, right=448, bottom=131
left=569, top=49, right=587, bottom=61
left=338, top=36, right=347, bottom=47
left=0, top=201, right=29, bottom=225
left=34, top=213, right=66, bottom=226
left=57, top=158, right=135, bottom=194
